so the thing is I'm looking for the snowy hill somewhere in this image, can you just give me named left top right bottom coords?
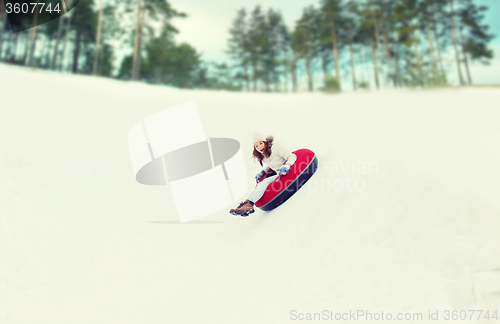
left=1, top=63, right=500, bottom=323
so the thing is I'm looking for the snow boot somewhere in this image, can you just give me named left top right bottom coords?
left=229, top=199, right=255, bottom=217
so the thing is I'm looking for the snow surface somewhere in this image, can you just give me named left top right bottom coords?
left=1, top=63, right=500, bottom=323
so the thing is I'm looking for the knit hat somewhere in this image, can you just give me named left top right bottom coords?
left=253, top=133, right=266, bottom=145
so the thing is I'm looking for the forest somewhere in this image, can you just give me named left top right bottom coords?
left=0, top=0, right=495, bottom=92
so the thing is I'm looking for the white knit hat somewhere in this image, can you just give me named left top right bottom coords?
left=253, top=133, right=266, bottom=145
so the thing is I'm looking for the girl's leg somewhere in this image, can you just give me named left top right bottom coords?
left=247, top=174, right=279, bottom=203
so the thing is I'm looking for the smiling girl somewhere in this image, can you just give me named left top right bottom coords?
left=229, top=133, right=297, bottom=216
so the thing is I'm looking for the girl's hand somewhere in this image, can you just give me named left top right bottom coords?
left=255, top=170, right=266, bottom=182
left=279, top=164, right=291, bottom=175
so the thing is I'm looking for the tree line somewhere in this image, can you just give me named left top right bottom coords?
left=0, top=0, right=214, bottom=88
left=0, top=0, right=495, bottom=92
left=227, top=0, right=495, bottom=92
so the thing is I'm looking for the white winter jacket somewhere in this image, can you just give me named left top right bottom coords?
left=261, top=140, right=297, bottom=173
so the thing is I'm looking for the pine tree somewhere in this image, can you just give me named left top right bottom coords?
left=320, top=0, right=343, bottom=86
left=429, top=0, right=450, bottom=85
left=130, top=0, right=186, bottom=80
left=344, top=1, right=360, bottom=91
left=294, top=6, right=320, bottom=92
left=70, top=0, right=97, bottom=74
left=457, top=0, right=495, bottom=84
left=50, top=12, right=66, bottom=70
left=263, top=9, right=287, bottom=92
left=93, top=0, right=105, bottom=75
left=98, top=4, right=121, bottom=76
left=248, top=6, right=267, bottom=91
left=0, top=1, right=6, bottom=58
left=290, top=27, right=304, bottom=92
left=393, top=0, right=421, bottom=87
left=358, top=1, right=380, bottom=88
left=227, top=9, right=250, bottom=91
left=449, top=0, right=465, bottom=85
left=59, top=10, right=74, bottom=71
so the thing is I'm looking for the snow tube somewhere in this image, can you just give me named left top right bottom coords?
left=254, top=149, right=318, bottom=211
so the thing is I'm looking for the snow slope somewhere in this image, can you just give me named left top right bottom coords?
left=1, top=63, right=500, bottom=323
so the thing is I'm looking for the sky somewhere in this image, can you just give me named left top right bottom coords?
left=169, top=0, right=500, bottom=87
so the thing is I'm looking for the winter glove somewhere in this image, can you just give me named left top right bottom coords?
left=279, top=164, right=291, bottom=176
left=255, top=170, right=266, bottom=182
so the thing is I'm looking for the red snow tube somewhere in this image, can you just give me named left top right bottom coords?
left=254, top=149, right=318, bottom=211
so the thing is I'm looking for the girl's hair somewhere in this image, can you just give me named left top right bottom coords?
left=252, top=136, right=274, bottom=167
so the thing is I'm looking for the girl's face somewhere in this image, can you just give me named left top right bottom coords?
left=254, top=141, right=265, bottom=153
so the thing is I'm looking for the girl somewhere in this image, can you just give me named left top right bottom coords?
left=230, top=133, right=297, bottom=216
